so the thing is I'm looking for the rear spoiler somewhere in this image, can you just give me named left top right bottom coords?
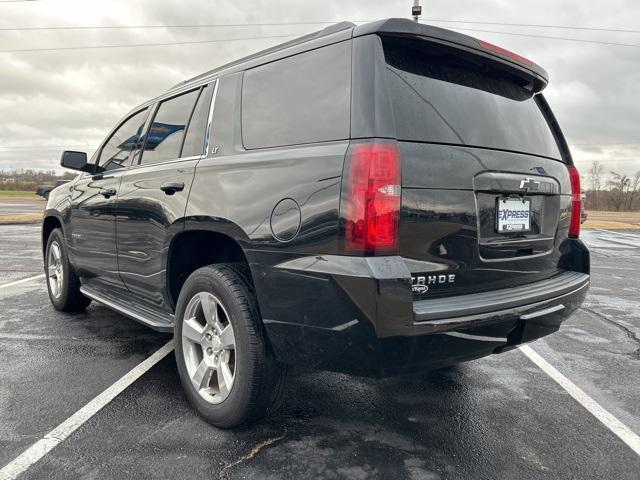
left=353, top=18, right=549, bottom=93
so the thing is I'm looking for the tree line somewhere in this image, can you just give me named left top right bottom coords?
left=2, top=164, right=638, bottom=212
left=585, top=161, right=640, bottom=212
left=0, top=169, right=76, bottom=191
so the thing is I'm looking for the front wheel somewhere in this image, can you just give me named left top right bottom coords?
left=174, top=264, right=288, bottom=428
left=45, top=228, right=91, bottom=312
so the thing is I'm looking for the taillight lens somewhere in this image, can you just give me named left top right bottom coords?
left=568, top=165, right=581, bottom=238
left=342, top=141, right=401, bottom=254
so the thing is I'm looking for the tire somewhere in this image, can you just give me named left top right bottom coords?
left=45, top=228, right=91, bottom=312
left=174, top=264, right=288, bottom=428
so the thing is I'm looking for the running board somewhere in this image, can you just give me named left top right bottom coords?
left=80, top=286, right=174, bottom=333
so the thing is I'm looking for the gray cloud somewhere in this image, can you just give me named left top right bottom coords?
left=0, top=0, right=638, bottom=176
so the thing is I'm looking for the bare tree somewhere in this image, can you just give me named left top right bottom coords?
left=588, top=161, right=604, bottom=209
left=626, top=171, right=640, bottom=211
left=607, top=172, right=631, bottom=211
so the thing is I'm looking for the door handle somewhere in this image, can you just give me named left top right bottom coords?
left=160, top=182, right=185, bottom=195
left=99, top=188, right=116, bottom=198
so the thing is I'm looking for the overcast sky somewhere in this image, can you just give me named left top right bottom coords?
left=0, top=0, right=639, bottom=177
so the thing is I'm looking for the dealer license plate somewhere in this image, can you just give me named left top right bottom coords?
left=496, top=198, right=531, bottom=233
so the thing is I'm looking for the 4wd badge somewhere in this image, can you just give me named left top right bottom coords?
left=411, top=274, right=456, bottom=294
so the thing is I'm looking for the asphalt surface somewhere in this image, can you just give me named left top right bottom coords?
left=0, top=225, right=639, bottom=479
left=0, top=199, right=44, bottom=216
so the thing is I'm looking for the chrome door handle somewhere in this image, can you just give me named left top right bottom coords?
left=99, top=188, right=116, bottom=198
left=160, top=182, right=185, bottom=195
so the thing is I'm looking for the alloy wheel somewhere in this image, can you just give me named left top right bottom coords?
left=47, top=241, right=64, bottom=299
left=181, top=292, right=237, bottom=404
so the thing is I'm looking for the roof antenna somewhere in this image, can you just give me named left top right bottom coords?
left=412, top=0, right=422, bottom=22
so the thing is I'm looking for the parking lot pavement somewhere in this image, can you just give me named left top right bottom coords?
left=0, top=225, right=43, bottom=283
left=1, top=224, right=639, bottom=479
left=538, top=229, right=640, bottom=435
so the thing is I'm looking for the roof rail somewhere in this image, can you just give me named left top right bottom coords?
left=169, top=21, right=355, bottom=91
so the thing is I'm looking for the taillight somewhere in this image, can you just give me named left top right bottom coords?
left=342, top=141, right=401, bottom=254
left=568, top=165, right=581, bottom=238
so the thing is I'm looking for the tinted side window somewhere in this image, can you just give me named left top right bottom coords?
left=98, top=108, right=149, bottom=172
left=242, top=41, right=351, bottom=149
left=181, top=83, right=214, bottom=157
left=140, top=89, right=200, bottom=165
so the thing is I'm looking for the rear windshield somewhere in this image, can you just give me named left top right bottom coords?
left=382, top=36, right=562, bottom=160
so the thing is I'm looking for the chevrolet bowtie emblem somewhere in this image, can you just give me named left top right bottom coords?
left=519, top=178, right=540, bottom=191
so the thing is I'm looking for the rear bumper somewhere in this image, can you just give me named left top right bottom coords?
left=413, top=271, right=589, bottom=329
left=249, top=240, right=590, bottom=377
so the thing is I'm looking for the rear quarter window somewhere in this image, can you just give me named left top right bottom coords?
left=241, top=41, right=351, bottom=149
left=382, top=36, right=562, bottom=160
left=181, top=83, right=214, bottom=158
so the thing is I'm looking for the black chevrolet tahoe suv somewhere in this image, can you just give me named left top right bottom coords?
left=43, top=19, right=590, bottom=428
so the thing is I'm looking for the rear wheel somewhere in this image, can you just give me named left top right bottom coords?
left=45, top=228, right=91, bottom=311
left=174, top=264, right=288, bottom=428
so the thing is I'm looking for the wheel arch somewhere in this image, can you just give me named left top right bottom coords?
left=42, top=213, right=64, bottom=258
left=166, top=217, right=254, bottom=311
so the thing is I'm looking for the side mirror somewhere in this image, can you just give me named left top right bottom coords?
left=60, top=151, right=91, bottom=172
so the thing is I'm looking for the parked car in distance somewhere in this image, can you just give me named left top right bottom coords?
left=43, top=19, right=590, bottom=428
left=36, top=179, right=69, bottom=199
